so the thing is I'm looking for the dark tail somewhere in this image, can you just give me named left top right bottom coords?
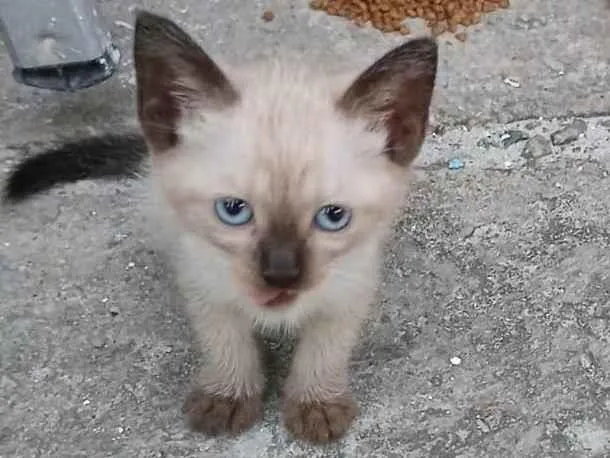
left=3, top=133, right=148, bottom=203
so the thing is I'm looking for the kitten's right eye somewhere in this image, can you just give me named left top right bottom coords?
left=214, top=198, right=253, bottom=226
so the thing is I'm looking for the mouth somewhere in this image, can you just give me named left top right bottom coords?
left=247, top=286, right=299, bottom=308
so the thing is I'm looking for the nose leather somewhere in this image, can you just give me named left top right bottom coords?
left=260, top=243, right=302, bottom=289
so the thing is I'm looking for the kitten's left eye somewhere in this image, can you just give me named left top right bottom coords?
left=313, top=205, right=352, bottom=232
left=214, top=198, right=253, bottom=226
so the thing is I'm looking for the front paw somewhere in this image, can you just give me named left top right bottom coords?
left=183, top=389, right=264, bottom=436
left=281, top=395, right=359, bottom=443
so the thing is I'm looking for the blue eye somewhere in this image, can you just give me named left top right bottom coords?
left=313, top=205, right=352, bottom=232
left=214, top=198, right=253, bottom=226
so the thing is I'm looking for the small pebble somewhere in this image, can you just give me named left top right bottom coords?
left=476, top=418, right=491, bottom=433
left=83, top=399, right=90, bottom=405
left=503, top=77, right=521, bottom=88
left=550, top=119, right=587, bottom=145
left=450, top=356, right=462, bottom=366
left=501, top=129, right=529, bottom=148
left=521, top=135, right=552, bottom=160
left=109, top=306, right=120, bottom=316
left=126, top=261, right=135, bottom=269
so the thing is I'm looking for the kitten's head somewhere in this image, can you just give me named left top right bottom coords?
left=133, top=11, right=437, bottom=309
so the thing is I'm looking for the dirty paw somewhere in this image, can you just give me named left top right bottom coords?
left=282, top=395, right=358, bottom=443
left=183, top=389, right=263, bottom=436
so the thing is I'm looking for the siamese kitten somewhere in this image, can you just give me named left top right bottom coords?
left=4, top=11, right=438, bottom=443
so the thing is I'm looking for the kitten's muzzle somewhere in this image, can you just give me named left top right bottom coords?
left=259, top=241, right=304, bottom=289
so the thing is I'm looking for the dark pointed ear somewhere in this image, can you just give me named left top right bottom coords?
left=133, top=11, right=239, bottom=153
left=337, top=38, right=438, bottom=167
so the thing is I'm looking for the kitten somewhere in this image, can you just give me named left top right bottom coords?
left=3, top=11, right=438, bottom=443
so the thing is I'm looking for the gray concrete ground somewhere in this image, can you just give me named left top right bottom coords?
left=1, top=0, right=610, bottom=457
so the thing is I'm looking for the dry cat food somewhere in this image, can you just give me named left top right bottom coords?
left=309, top=0, right=510, bottom=38
left=262, top=10, right=275, bottom=22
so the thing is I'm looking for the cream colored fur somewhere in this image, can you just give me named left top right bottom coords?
left=147, top=59, right=413, bottom=402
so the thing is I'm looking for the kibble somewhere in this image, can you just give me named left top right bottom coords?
left=262, top=10, right=275, bottom=22
left=309, top=0, right=510, bottom=40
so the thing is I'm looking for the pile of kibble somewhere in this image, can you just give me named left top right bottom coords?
left=309, top=0, right=510, bottom=40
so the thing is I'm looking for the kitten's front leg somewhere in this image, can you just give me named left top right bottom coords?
left=182, top=304, right=264, bottom=436
left=281, top=307, right=368, bottom=443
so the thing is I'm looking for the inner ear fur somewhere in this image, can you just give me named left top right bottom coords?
left=338, top=38, right=438, bottom=167
left=133, top=11, right=239, bottom=153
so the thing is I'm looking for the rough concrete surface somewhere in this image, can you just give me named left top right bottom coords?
left=1, top=1, right=609, bottom=457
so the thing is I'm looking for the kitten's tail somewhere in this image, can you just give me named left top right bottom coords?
left=3, top=133, right=148, bottom=203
